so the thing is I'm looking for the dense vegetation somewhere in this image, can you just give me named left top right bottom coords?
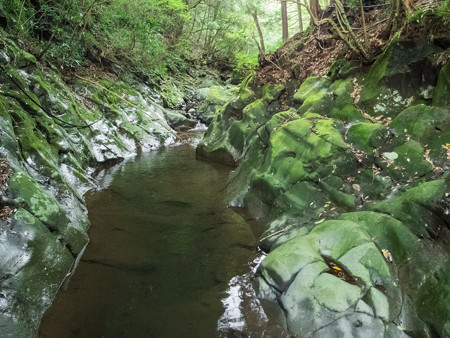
left=0, top=0, right=292, bottom=76
left=1, top=0, right=448, bottom=80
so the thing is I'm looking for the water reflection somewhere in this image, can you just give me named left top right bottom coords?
left=39, top=132, right=286, bottom=337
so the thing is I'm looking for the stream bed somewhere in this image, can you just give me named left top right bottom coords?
left=39, top=133, right=287, bottom=337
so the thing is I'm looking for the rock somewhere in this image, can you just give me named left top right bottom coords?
left=0, top=39, right=179, bottom=335
left=311, top=313, right=385, bottom=338
left=293, top=76, right=331, bottom=105
left=390, top=105, right=450, bottom=165
left=432, top=63, right=450, bottom=106
left=164, top=109, right=197, bottom=129
left=195, top=87, right=210, bottom=101
left=0, top=209, right=74, bottom=336
left=381, top=140, right=433, bottom=181
left=371, top=178, right=448, bottom=239
left=347, top=122, right=390, bottom=153
left=359, top=38, right=440, bottom=117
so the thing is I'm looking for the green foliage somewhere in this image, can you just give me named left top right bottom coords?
left=0, top=0, right=286, bottom=75
left=235, top=52, right=259, bottom=72
left=408, top=0, right=450, bottom=27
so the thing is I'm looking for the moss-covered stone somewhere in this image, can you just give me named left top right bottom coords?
left=380, top=140, right=434, bottom=181
left=432, top=63, right=450, bottom=106
left=9, top=172, right=69, bottom=229
left=390, top=105, right=450, bottom=164
left=347, top=122, right=390, bottom=152
left=330, top=104, right=364, bottom=122
left=371, top=178, right=448, bottom=238
left=293, top=76, right=331, bottom=104
left=360, top=39, right=438, bottom=103
left=261, top=83, right=285, bottom=102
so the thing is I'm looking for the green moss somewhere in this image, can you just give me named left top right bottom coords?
left=360, top=38, right=437, bottom=102
left=9, top=172, right=69, bottom=229
left=320, top=180, right=355, bottom=210
left=205, top=85, right=233, bottom=105
left=293, top=76, right=331, bottom=104
left=382, top=140, right=433, bottom=181
left=330, top=78, right=354, bottom=107
left=261, top=83, right=284, bottom=102
left=297, top=91, right=335, bottom=116
left=370, top=178, right=448, bottom=237
left=347, top=122, right=389, bottom=152
left=432, top=62, right=450, bottom=106
left=313, top=273, right=362, bottom=312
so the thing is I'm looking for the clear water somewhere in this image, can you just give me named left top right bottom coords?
left=39, top=135, right=288, bottom=337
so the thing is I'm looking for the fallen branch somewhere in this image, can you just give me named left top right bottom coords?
left=260, top=229, right=285, bottom=242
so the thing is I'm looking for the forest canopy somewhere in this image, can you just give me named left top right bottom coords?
left=0, top=0, right=448, bottom=76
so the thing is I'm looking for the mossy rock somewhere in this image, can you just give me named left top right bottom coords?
left=319, top=180, right=355, bottom=210
left=297, top=91, right=335, bottom=116
left=293, top=76, right=331, bottom=104
left=0, top=209, right=73, bottom=337
left=261, top=83, right=284, bottom=102
left=237, top=115, right=349, bottom=219
left=381, top=140, right=433, bottom=181
left=360, top=39, right=439, bottom=103
left=390, top=105, right=450, bottom=164
left=197, top=99, right=269, bottom=165
left=339, top=212, right=418, bottom=265
left=432, top=63, right=450, bottom=106
left=330, top=77, right=355, bottom=109
left=370, top=178, right=448, bottom=238
left=347, top=122, right=390, bottom=152
left=260, top=218, right=395, bottom=337
left=205, top=85, right=234, bottom=105
left=230, top=87, right=256, bottom=111
left=390, top=105, right=450, bottom=141
left=329, top=59, right=362, bottom=80
left=164, top=109, right=196, bottom=129
left=414, top=265, right=450, bottom=337
left=256, top=110, right=299, bottom=145
left=9, top=171, right=68, bottom=230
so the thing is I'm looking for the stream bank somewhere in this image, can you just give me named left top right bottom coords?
left=197, top=36, right=450, bottom=337
left=0, top=35, right=239, bottom=335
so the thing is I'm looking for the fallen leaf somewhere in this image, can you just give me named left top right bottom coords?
left=352, top=184, right=361, bottom=191
left=382, top=249, right=393, bottom=262
left=383, top=152, right=398, bottom=160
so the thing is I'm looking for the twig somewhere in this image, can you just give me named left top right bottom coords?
left=260, top=229, right=285, bottom=242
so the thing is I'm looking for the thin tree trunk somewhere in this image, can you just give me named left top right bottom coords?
left=359, top=0, right=369, bottom=54
left=251, top=10, right=266, bottom=63
left=297, top=3, right=303, bottom=32
left=310, top=0, right=320, bottom=24
left=281, top=0, right=289, bottom=42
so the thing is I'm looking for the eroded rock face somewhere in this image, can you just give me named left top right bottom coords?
left=197, top=38, right=450, bottom=337
left=0, top=39, right=178, bottom=336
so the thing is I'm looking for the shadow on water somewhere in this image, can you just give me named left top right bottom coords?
left=39, top=132, right=289, bottom=337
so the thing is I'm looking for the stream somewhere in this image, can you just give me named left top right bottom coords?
left=39, top=131, right=287, bottom=337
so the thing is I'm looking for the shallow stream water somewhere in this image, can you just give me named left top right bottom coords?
left=39, top=132, right=287, bottom=337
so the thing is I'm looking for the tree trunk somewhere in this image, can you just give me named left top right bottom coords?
left=251, top=10, right=266, bottom=63
left=310, top=0, right=320, bottom=24
left=359, top=0, right=369, bottom=53
left=281, top=0, right=289, bottom=42
left=297, top=3, right=303, bottom=33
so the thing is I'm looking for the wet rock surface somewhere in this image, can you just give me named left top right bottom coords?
left=197, top=38, right=450, bottom=337
left=0, top=38, right=203, bottom=335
